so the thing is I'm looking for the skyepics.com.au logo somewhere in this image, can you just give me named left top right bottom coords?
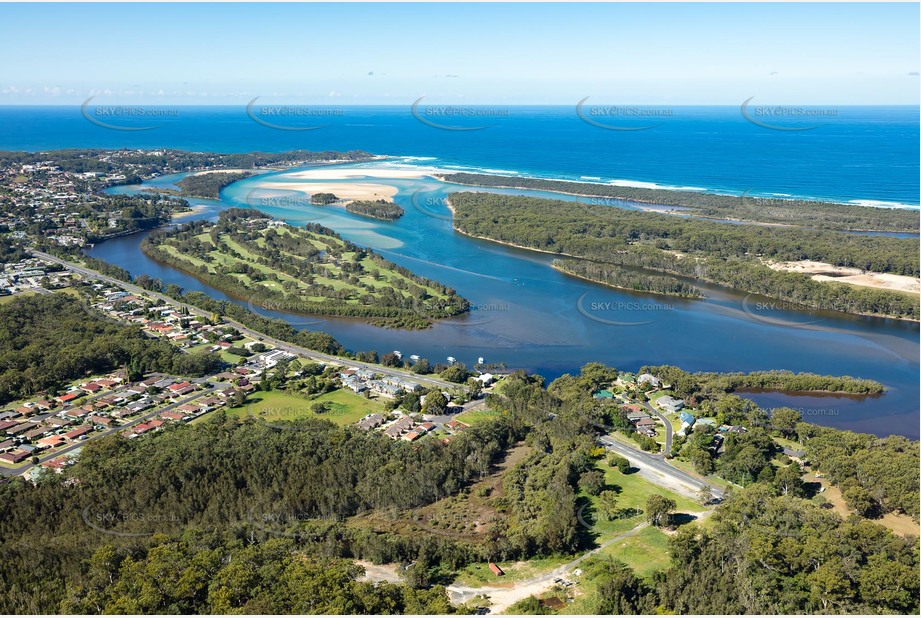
left=741, top=97, right=837, bottom=131
left=247, top=507, right=342, bottom=538
left=82, top=506, right=182, bottom=537
left=81, top=97, right=179, bottom=131
left=740, top=293, right=825, bottom=329
left=738, top=189, right=797, bottom=218
left=768, top=406, right=840, bottom=419
left=410, top=190, right=454, bottom=221
left=246, top=97, right=344, bottom=131
left=244, top=187, right=334, bottom=223
left=411, top=97, right=508, bottom=131
left=434, top=300, right=510, bottom=328
left=576, top=292, right=672, bottom=326
left=576, top=97, right=673, bottom=131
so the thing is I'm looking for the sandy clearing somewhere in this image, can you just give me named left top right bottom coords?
left=766, top=260, right=919, bottom=294
left=804, top=471, right=919, bottom=538
left=354, top=560, right=403, bottom=584
left=255, top=181, right=398, bottom=201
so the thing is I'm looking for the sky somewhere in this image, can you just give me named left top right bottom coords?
left=0, top=2, right=918, bottom=105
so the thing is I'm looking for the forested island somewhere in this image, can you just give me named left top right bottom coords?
left=0, top=360, right=916, bottom=614
left=439, top=172, right=920, bottom=233
left=140, top=208, right=467, bottom=329
left=174, top=171, right=254, bottom=199
left=448, top=192, right=920, bottom=320
left=311, top=192, right=339, bottom=205
left=345, top=199, right=405, bottom=221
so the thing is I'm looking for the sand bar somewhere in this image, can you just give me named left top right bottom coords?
left=255, top=181, right=398, bottom=202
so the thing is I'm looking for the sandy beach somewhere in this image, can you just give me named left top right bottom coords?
left=766, top=260, right=920, bottom=294
left=171, top=205, right=208, bottom=219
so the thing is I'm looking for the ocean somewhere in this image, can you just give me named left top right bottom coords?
left=0, top=104, right=918, bottom=207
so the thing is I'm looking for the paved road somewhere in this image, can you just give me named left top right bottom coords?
left=640, top=398, right=673, bottom=454
left=782, top=446, right=806, bottom=459
left=423, top=398, right=487, bottom=426
left=0, top=384, right=221, bottom=477
left=598, top=434, right=724, bottom=500
left=32, top=251, right=462, bottom=391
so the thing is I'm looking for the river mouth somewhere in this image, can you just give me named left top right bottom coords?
left=86, top=162, right=920, bottom=439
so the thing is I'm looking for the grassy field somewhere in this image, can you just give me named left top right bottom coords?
left=454, top=407, right=502, bottom=426
left=224, top=389, right=385, bottom=427
left=595, top=524, right=671, bottom=576
left=185, top=341, right=248, bottom=364
left=583, top=458, right=701, bottom=541
left=454, top=556, right=571, bottom=586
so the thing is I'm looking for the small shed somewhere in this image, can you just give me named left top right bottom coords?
left=488, top=562, right=504, bottom=576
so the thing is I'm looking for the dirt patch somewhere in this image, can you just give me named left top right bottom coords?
left=766, top=260, right=919, bottom=294
left=354, top=561, right=403, bottom=584
left=804, top=471, right=919, bottom=537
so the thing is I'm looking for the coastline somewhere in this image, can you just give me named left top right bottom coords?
left=434, top=173, right=920, bottom=233
left=437, top=176, right=685, bottom=214
left=434, top=173, right=921, bottom=213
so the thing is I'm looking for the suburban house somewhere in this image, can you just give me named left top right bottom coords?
left=656, top=395, right=685, bottom=414
left=635, top=417, right=657, bottom=436
left=356, top=414, right=384, bottom=431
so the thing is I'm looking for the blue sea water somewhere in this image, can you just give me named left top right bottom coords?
left=0, top=105, right=918, bottom=206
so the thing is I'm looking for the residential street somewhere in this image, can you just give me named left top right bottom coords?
left=0, top=384, right=222, bottom=477
left=32, top=251, right=463, bottom=391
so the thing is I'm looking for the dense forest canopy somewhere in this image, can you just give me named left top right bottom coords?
left=0, top=365, right=916, bottom=614
left=345, top=199, right=405, bottom=221
left=0, top=294, right=221, bottom=403
left=449, top=192, right=919, bottom=320
left=553, top=258, right=703, bottom=298
left=174, top=171, right=253, bottom=199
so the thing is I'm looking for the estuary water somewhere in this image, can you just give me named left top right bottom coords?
left=88, top=163, right=920, bottom=439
